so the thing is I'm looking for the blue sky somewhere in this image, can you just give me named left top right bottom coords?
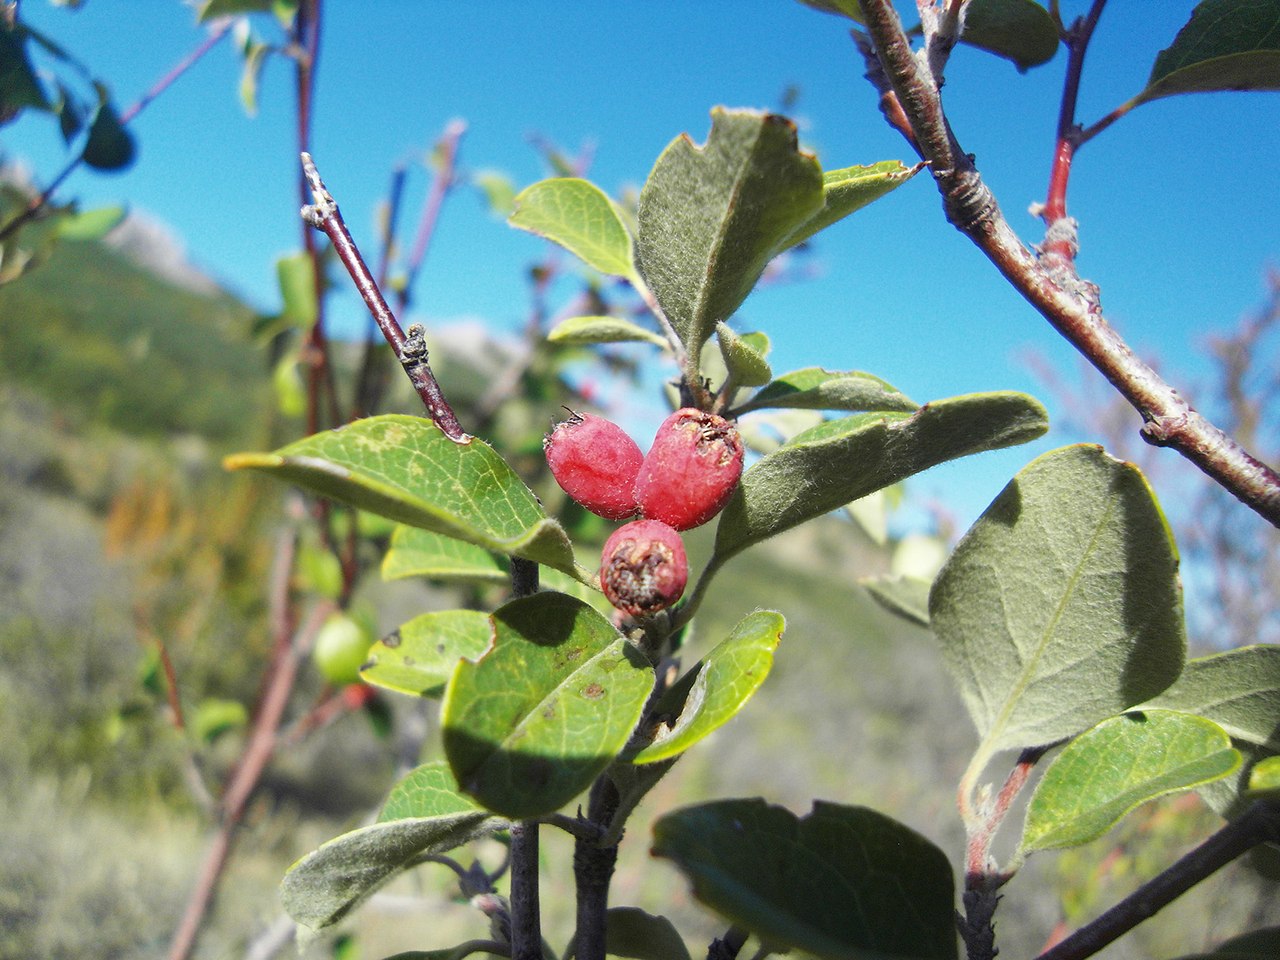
left=5, top=1, right=1279, bottom=533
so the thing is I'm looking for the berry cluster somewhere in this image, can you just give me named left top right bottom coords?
left=544, top=408, right=744, bottom=617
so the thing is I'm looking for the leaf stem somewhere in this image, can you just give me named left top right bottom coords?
left=300, top=152, right=469, bottom=441
left=1036, top=799, right=1280, bottom=960
left=853, top=0, right=1280, bottom=527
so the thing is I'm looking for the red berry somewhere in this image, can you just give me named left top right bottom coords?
left=544, top=412, right=643, bottom=520
left=634, top=408, right=744, bottom=531
left=600, top=519, right=688, bottom=617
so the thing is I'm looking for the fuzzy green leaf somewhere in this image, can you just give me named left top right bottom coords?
left=1144, top=645, right=1280, bottom=751
left=546, top=314, right=667, bottom=347
left=381, top=525, right=508, bottom=584
left=931, top=445, right=1185, bottom=756
left=361, top=610, right=493, bottom=698
left=627, top=611, right=784, bottom=764
left=778, top=161, right=922, bottom=251
left=736, top=367, right=917, bottom=415
left=442, top=592, right=654, bottom=817
left=281, top=763, right=501, bottom=932
left=225, top=415, right=583, bottom=578
left=714, top=391, right=1047, bottom=564
left=861, top=575, right=932, bottom=629
left=1020, top=710, right=1239, bottom=854
left=636, top=108, right=824, bottom=354
left=510, top=178, right=636, bottom=279
left=715, top=322, right=773, bottom=387
left=1138, top=0, right=1280, bottom=104
left=652, top=799, right=958, bottom=960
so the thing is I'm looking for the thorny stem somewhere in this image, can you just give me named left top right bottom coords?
left=854, top=0, right=1280, bottom=527
left=574, top=774, right=622, bottom=960
left=1036, top=800, right=1280, bottom=960
left=0, top=18, right=233, bottom=244
left=300, top=152, right=468, bottom=441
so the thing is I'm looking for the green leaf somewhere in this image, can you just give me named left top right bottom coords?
left=714, top=391, right=1047, bottom=564
left=778, top=161, right=922, bottom=251
left=198, top=0, right=275, bottom=22
left=962, top=0, right=1061, bottom=71
left=379, top=760, right=479, bottom=821
left=636, top=108, right=824, bottom=355
left=442, top=592, right=654, bottom=817
left=1138, top=0, right=1280, bottom=104
left=628, top=611, right=784, bottom=764
left=600, top=907, right=693, bottom=960
left=1020, top=710, right=1240, bottom=854
left=472, top=169, right=517, bottom=217
left=270, top=352, right=307, bottom=418
left=509, top=178, right=636, bottom=279
left=861, top=575, right=932, bottom=629
left=81, top=102, right=136, bottom=171
left=224, top=415, right=584, bottom=578
left=362, top=610, right=493, bottom=698
left=931, top=445, right=1185, bottom=757
left=381, top=525, right=508, bottom=585
left=715, top=322, right=773, bottom=387
left=1249, top=756, right=1280, bottom=794
left=0, top=23, right=52, bottom=119
left=239, top=38, right=271, bottom=116
left=1144, top=645, right=1280, bottom=752
left=652, top=799, right=958, bottom=960
left=55, top=204, right=126, bottom=240
left=276, top=251, right=318, bottom=328
left=546, top=314, right=667, bottom=347
left=192, top=697, right=248, bottom=744
left=281, top=763, right=501, bottom=932
left=735, top=367, right=917, bottom=415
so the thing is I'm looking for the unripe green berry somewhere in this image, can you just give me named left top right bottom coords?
left=600, top=519, right=688, bottom=617
left=634, top=408, right=744, bottom=531
left=544, top=412, right=644, bottom=520
left=312, top=613, right=374, bottom=686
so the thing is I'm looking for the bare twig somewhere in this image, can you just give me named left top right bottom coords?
left=854, top=0, right=1280, bottom=527
left=300, top=152, right=468, bottom=441
left=1036, top=800, right=1280, bottom=960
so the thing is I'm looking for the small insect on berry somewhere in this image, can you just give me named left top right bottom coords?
left=544, top=412, right=644, bottom=521
left=600, top=519, right=688, bottom=618
left=634, top=408, right=744, bottom=531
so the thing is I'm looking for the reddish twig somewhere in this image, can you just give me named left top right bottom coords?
left=854, top=0, right=1280, bottom=527
left=0, top=18, right=233, bottom=244
left=300, top=152, right=468, bottom=441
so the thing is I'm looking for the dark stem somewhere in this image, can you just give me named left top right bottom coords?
left=573, top=774, right=622, bottom=960
left=0, top=19, right=232, bottom=244
left=300, top=152, right=468, bottom=441
left=707, top=925, right=750, bottom=960
left=508, top=823, right=544, bottom=960
left=854, top=0, right=1280, bottom=527
left=1036, top=800, right=1280, bottom=960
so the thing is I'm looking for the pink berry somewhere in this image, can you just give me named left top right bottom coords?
left=600, top=519, right=688, bottom=617
left=544, top=412, right=643, bottom=521
left=634, top=408, right=744, bottom=531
